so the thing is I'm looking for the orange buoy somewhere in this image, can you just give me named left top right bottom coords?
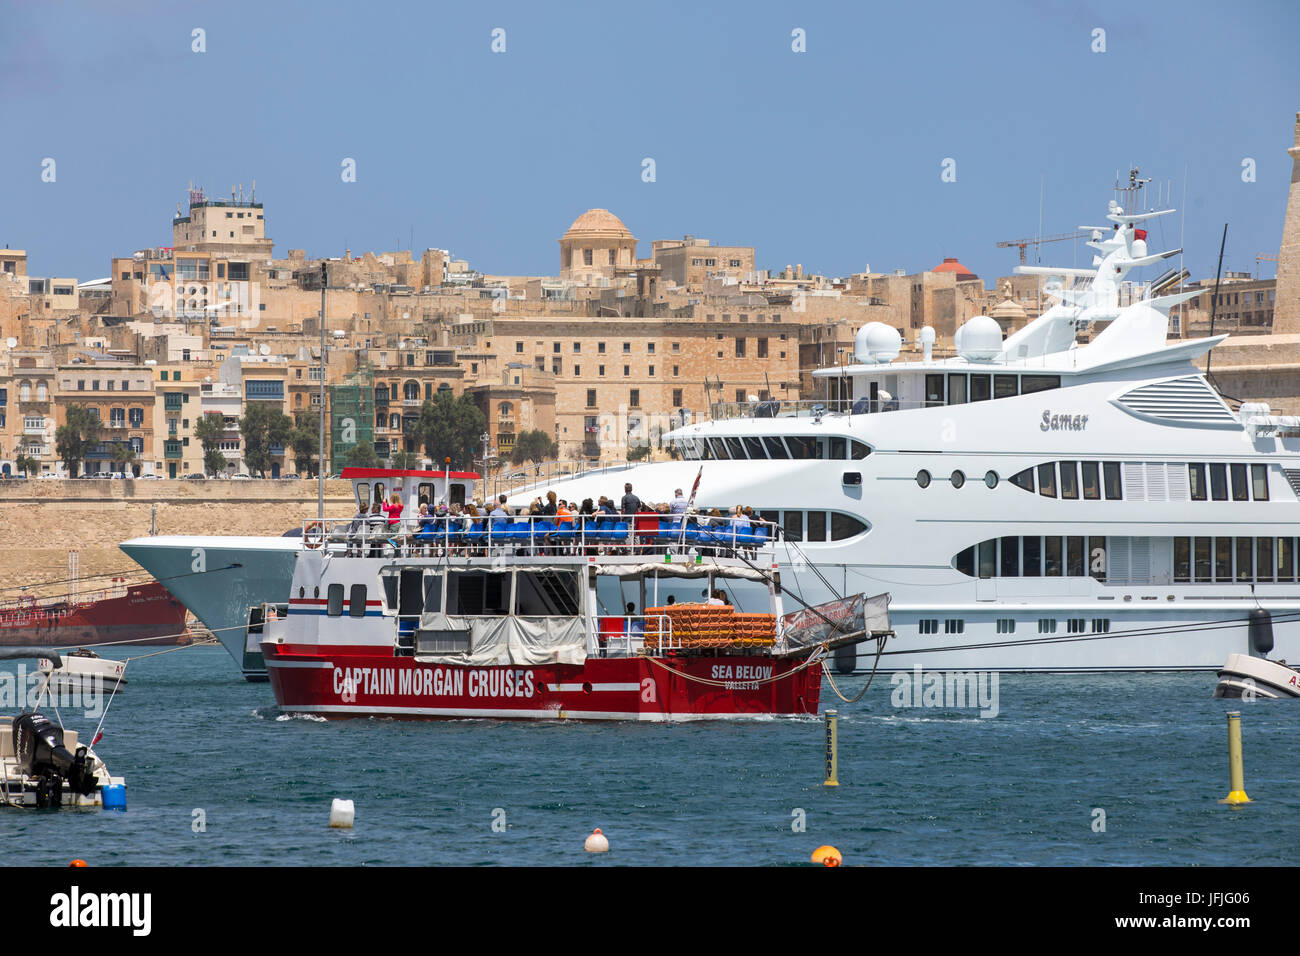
left=68, top=859, right=88, bottom=868
left=810, top=845, right=842, bottom=867
left=584, top=828, right=610, bottom=853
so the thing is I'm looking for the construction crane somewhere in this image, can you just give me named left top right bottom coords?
left=1256, top=253, right=1278, bottom=280
left=995, top=231, right=1083, bottom=264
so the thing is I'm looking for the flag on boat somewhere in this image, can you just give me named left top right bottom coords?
left=686, top=466, right=703, bottom=509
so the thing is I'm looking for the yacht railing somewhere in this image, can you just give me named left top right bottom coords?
left=707, top=398, right=940, bottom=421
left=303, top=514, right=780, bottom=560
left=594, top=614, right=672, bottom=658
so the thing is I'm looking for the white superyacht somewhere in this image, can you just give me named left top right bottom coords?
left=121, top=194, right=1300, bottom=675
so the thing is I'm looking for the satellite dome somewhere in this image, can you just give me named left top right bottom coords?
left=955, top=315, right=1003, bottom=361
left=854, top=322, right=902, bottom=364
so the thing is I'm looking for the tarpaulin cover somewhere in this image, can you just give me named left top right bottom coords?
left=414, top=612, right=587, bottom=666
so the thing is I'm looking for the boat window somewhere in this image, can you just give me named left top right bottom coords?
left=697, top=438, right=714, bottom=460
left=1257, top=538, right=1274, bottom=582
left=783, top=510, right=803, bottom=542
left=327, top=583, right=345, bottom=617
left=1102, top=462, right=1122, bottom=500
left=1037, top=463, right=1056, bottom=498
left=829, top=436, right=846, bottom=459
left=759, top=510, right=781, bottom=530
left=1089, top=537, right=1106, bottom=580
left=916, top=469, right=931, bottom=489
left=1044, top=536, right=1063, bottom=576
left=1021, top=375, right=1060, bottom=394
left=1000, top=536, right=1019, bottom=577
left=969, top=374, right=991, bottom=402
left=515, top=570, right=581, bottom=616
left=785, top=436, right=823, bottom=459
left=1010, top=468, right=1033, bottom=493
left=372, top=482, right=386, bottom=506
left=707, top=438, right=729, bottom=460
left=1081, top=462, right=1100, bottom=499
left=1252, top=464, right=1269, bottom=501
left=806, top=511, right=827, bottom=542
left=925, top=374, right=945, bottom=407
left=1278, top=538, right=1295, bottom=582
left=830, top=512, right=867, bottom=540
left=423, top=573, right=443, bottom=614
left=1235, top=538, right=1253, bottom=581
left=381, top=573, right=398, bottom=610
left=1174, top=538, right=1191, bottom=582
left=725, top=436, right=747, bottom=460
left=1059, top=461, right=1079, bottom=499
left=994, top=374, right=1018, bottom=399
left=1188, top=463, right=1207, bottom=501
left=1023, top=537, right=1042, bottom=576
left=947, top=374, right=967, bottom=405
left=1209, top=463, right=1228, bottom=501
left=1194, top=537, right=1212, bottom=582
left=417, top=482, right=435, bottom=506
left=1214, top=537, right=1232, bottom=581
left=349, top=584, right=368, bottom=618
left=355, top=482, right=371, bottom=510
left=1230, top=463, right=1249, bottom=502
left=955, top=546, right=975, bottom=576
left=761, top=436, right=788, bottom=459
left=978, top=539, right=995, bottom=579
left=445, top=571, right=511, bottom=616
left=850, top=440, right=870, bottom=459
left=742, top=436, right=766, bottom=460
left=1067, top=536, right=1085, bottom=576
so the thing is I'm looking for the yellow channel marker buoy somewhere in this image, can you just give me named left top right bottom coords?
left=810, top=845, right=842, bottom=867
left=1220, top=711, right=1251, bottom=806
left=584, top=828, right=610, bottom=853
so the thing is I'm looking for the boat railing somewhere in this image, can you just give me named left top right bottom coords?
left=707, top=397, right=933, bottom=420
left=303, top=514, right=780, bottom=560
left=596, top=614, right=672, bottom=658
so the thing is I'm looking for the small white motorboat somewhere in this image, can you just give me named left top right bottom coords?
left=1213, top=652, right=1300, bottom=700
left=0, top=650, right=126, bottom=808
left=37, top=648, right=127, bottom=694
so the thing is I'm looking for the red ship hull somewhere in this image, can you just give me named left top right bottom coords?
left=0, top=582, right=190, bottom=647
left=264, top=642, right=822, bottom=720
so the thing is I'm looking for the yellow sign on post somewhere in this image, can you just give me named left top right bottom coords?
left=824, top=709, right=839, bottom=787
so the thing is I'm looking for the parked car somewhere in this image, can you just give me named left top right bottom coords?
left=280, top=473, right=301, bottom=480
left=230, top=473, right=252, bottom=480
left=184, top=473, right=206, bottom=480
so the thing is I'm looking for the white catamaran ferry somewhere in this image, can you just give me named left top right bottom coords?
left=122, top=191, right=1300, bottom=675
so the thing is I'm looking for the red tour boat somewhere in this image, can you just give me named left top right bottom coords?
left=262, top=511, right=886, bottom=720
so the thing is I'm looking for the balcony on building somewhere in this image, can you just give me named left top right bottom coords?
left=164, top=441, right=183, bottom=460
left=163, top=392, right=185, bottom=411
left=245, top=381, right=284, bottom=402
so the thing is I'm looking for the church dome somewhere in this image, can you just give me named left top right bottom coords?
left=562, top=209, right=634, bottom=240
left=933, top=257, right=978, bottom=280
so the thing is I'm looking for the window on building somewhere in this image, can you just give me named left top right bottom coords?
left=586, top=389, right=597, bottom=407
left=629, top=389, right=640, bottom=407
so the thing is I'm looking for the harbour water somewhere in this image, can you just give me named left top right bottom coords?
left=6, top=645, right=1299, bottom=866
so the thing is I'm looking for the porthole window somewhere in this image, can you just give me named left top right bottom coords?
left=916, top=469, right=931, bottom=489
left=951, top=470, right=965, bottom=489
left=313, top=586, right=320, bottom=598
left=984, top=470, right=999, bottom=489
left=299, top=587, right=305, bottom=598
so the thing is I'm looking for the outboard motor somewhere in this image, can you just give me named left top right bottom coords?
left=1249, top=608, right=1274, bottom=656
left=11, top=714, right=97, bottom=806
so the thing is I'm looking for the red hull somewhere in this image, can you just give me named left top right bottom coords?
left=264, top=643, right=822, bottom=720
left=0, top=582, right=190, bottom=647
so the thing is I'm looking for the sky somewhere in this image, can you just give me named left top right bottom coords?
left=2, top=0, right=1298, bottom=288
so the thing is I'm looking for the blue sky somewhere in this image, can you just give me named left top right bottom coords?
left=2, top=0, right=1298, bottom=287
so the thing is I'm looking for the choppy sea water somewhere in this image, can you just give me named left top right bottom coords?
left=4, top=645, right=1297, bottom=866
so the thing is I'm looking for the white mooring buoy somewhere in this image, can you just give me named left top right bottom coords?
left=329, top=798, right=355, bottom=828
left=584, top=828, right=610, bottom=853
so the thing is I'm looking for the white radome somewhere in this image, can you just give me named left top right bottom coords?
left=955, top=315, right=1003, bottom=361
left=854, top=322, right=902, bottom=364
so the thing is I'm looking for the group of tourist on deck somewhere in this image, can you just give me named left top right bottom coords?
left=340, top=482, right=771, bottom=557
